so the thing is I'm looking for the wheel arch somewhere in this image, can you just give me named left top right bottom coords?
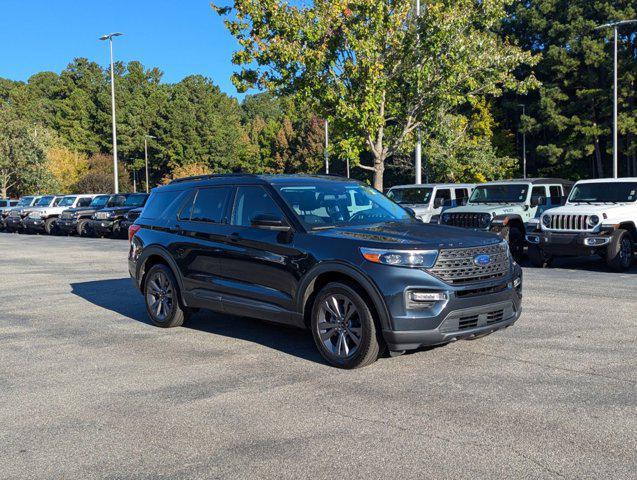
left=491, top=214, right=525, bottom=232
left=297, top=262, right=391, bottom=331
left=137, top=245, right=185, bottom=297
left=618, top=222, right=637, bottom=242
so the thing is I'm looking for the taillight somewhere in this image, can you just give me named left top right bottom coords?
left=128, top=224, right=141, bottom=243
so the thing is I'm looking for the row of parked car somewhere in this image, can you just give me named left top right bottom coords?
left=386, top=177, right=637, bottom=272
left=0, top=193, right=148, bottom=238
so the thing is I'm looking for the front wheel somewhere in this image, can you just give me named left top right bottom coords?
left=144, top=264, right=189, bottom=328
left=310, top=282, right=382, bottom=369
left=76, top=219, right=89, bottom=236
left=528, top=245, right=552, bottom=268
left=606, top=229, right=634, bottom=272
left=44, top=218, right=57, bottom=235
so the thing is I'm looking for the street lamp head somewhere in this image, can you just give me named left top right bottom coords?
left=99, top=32, right=124, bottom=41
left=594, top=19, right=637, bottom=30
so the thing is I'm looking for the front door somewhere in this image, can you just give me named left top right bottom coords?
left=216, top=185, right=304, bottom=323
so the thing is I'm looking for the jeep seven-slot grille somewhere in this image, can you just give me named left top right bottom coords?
left=60, top=211, right=75, bottom=220
left=546, top=214, right=591, bottom=231
left=94, top=211, right=110, bottom=220
left=427, top=243, right=509, bottom=284
left=445, top=213, right=486, bottom=229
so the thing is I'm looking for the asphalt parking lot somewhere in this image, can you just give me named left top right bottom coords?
left=0, top=233, right=635, bottom=479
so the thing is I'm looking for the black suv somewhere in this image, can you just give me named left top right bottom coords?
left=129, top=175, right=522, bottom=368
left=57, top=194, right=119, bottom=236
left=88, top=193, right=148, bottom=237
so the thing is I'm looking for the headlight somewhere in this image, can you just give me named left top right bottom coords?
left=429, top=215, right=440, bottom=224
left=542, top=215, right=551, bottom=227
left=360, top=247, right=438, bottom=268
left=587, top=215, right=600, bottom=227
left=441, top=213, right=451, bottom=224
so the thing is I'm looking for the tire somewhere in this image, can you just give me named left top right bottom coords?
left=310, top=282, right=382, bottom=369
left=500, top=225, right=524, bottom=258
left=528, top=245, right=552, bottom=268
left=143, top=264, right=189, bottom=328
left=606, top=229, right=634, bottom=272
left=76, top=219, right=89, bottom=236
left=44, top=217, right=57, bottom=235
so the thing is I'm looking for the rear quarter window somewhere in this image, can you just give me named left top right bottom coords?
left=141, top=190, right=183, bottom=219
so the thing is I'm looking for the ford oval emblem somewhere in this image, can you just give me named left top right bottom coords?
left=474, top=254, right=491, bottom=266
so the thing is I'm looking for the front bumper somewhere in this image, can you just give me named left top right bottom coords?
left=56, top=218, right=79, bottom=233
left=367, top=261, right=523, bottom=351
left=525, top=230, right=611, bottom=257
left=23, top=217, right=46, bottom=232
left=88, top=219, right=116, bottom=236
left=5, top=217, right=25, bottom=230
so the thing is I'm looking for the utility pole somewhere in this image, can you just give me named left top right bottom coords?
left=99, top=32, right=124, bottom=193
left=414, top=0, right=422, bottom=184
left=144, top=135, right=156, bottom=193
left=324, top=119, right=329, bottom=175
left=595, top=19, right=637, bottom=178
left=519, top=104, right=527, bottom=179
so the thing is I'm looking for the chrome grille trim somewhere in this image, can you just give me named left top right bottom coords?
left=427, top=242, right=510, bottom=284
left=94, top=211, right=110, bottom=220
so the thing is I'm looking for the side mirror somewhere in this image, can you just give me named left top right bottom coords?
left=433, top=198, right=444, bottom=208
left=250, top=213, right=291, bottom=231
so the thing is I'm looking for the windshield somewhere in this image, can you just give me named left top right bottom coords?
left=386, top=187, right=433, bottom=205
left=17, top=197, right=34, bottom=207
left=469, top=184, right=528, bottom=204
left=36, top=196, right=54, bottom=207
left=277, top=183, right=411, bottom=229
left=107, top=195, right=127, bottom=207
left=124, top=194, right=148, bottom=207
left=568, top=182, right=637, bottom=203
left=89, top=196, right=109, bottom=207
left=58, top=196, right=76, bottom=207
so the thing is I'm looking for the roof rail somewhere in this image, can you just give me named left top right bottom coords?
left=169, top=173, right=258, bottom=184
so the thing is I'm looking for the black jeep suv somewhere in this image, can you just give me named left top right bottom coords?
left=88, top=193, right=148, bottom=237
left=129, top=174, right=522, bottom=368
left=57, top=194, right=114, bottom=235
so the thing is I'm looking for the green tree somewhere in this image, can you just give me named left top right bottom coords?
left=215, top=0, right=537, bottom=189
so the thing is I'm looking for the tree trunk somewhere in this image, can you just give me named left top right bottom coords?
left=593, top=134, right=604, bottom=178
left=373, top=155, right=385, bottom=191
left=0, top=186, right=6, bottom=199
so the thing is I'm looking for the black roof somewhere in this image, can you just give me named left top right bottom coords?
left=487, top=178, right=574, bottom=186
left=166, top=173, right=358, bottom=189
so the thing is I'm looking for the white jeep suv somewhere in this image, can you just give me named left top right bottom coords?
left=526, top=178, right=636, bottom=271
left=24, top=194, right=97, bottom=234
left=386, top=183, right=475, bottom=223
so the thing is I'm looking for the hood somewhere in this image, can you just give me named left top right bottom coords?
left=444, top=204, right=523, bottom=216
left=97, top=206, right=136, bottom=216
left=545, top=203, right=633, bottom=217
left=313, top=221, right=502, bottom=249
left=65, top=206, right=102, bottom=215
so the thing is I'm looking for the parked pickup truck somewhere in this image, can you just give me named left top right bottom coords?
left=438, top=178, right=572, bottom=255
left=526, top=178, right=637, bottom=271
left=386, top=183, right=474, bottom=223
left=24, top=194, right=97, bottom=234
left=4, top=195, right=45, bottom=232
left=88, top=193, right=148, bottom=237
left=56, top=194, right=120, bottom=236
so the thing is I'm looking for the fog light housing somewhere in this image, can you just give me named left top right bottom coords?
left=406, top=290, right=447, bottom=310
left=583, top=237, right=610, bottom=247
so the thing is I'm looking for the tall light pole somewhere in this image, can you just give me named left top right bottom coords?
left=518, top=104, right=527, bottom=179
left=595, top=19, right=637, bottom=178
left=414, top=0, right=422, bottom=184
left=99, top=32, right=124, bottom=193
left=144, top=135, right=156, bottom=193
left=324, top=119, right=329, bottom=174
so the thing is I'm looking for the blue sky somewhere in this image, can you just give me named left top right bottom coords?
left=0, top=0, right=245, bottom=97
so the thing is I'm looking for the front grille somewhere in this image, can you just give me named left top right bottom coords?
left=545, top=214, right=591, bottom=231
left=427, top=243, right=510, bottom=284
left=94, top=211, right=110, bottom=220
left=439, top=301, right=516, bottom=333
left=8, top=210, right=22, bottom=218
left=486, top=309, right=504, bottom=324
left=445, top=213, right=487, bottom=229
left=60, top=211, right=75, bottom=220
left=455, top=282, right=508, bottom=298
left=456, top=309, right=505, bottom=330
left=459, top=315, right=479, bottom=329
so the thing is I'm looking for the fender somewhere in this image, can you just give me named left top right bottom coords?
left=490, top=214, right=524, bottom=232
left=296, top=261, right=392, bottom=330
left=136, top=243, right=186, bottom=295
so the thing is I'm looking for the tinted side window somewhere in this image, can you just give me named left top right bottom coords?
left=190, top=187, right=231, bottom=223
left=454, top=188, right=469, bottom=204
left=435, top=189, right=452, bottom=206
left=77, top=197, right=93, bottom=207
left=52, top=198, right=62, bottom=207
left=231, top=186, right=285, bottom=227
left=141, top=190, right=182, bottom=219
left=549, top=186, right=562, bottom=203
left=531, top=186, right=546, bottom=199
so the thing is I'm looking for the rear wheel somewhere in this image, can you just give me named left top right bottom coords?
left=528, top=245, right=552, bottom=268
left=310, top=282, right=382, bottom=369
left=606, top=229, right=634, bottom=272
left=144, top=264, right=189, bottom=328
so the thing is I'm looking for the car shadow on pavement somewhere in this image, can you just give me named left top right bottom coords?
left=70, top=278, right=324, bottom=364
